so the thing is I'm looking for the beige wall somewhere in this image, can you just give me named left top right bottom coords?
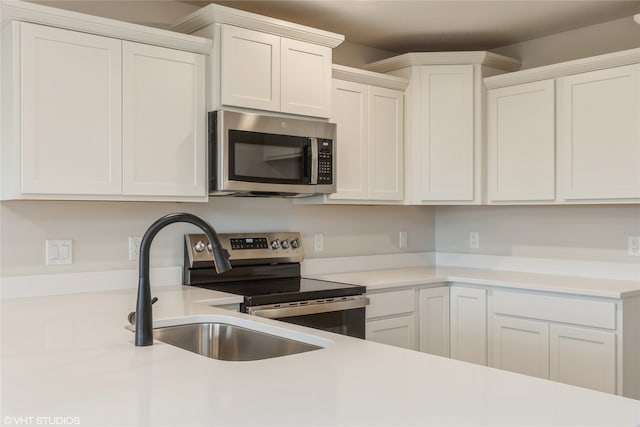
left=0, top=199, right=435, bottom=276
left=435, top=205, right=640, bottom=263
left=493, top=16, right=640, bottom=69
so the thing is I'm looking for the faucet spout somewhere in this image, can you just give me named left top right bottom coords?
left=135, top=213, right=231, bottom=346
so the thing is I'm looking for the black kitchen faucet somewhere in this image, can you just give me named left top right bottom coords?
left=134, top=213, right=231, bottom=346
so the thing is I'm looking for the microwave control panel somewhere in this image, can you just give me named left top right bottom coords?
left=317, top=139, right=333, bottom=184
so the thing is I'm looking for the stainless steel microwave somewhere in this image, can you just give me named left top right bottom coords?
left=208, top=110, right=336, bottom=197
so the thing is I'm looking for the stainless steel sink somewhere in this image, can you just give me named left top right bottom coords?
left=152, top=322, right=323, bottom=361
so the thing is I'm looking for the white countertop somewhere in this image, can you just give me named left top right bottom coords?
left=2, top=285, right=639, bottom=426
left=308, top=266, right=640, bottom=298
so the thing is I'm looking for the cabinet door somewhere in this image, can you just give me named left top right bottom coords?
left=220, top=25, right=280, bottom=112
left=450, top=286, right=487, bottom=365
left=329, top=79, right=369, bottom=200
left=491, top=316, right=549, bottom=379
left=418, top=287, right=450, bottom=357
left=122, top=42, right=205, bottom=197
left=366, top=315, right=416, bottom=350
left=419, top=65, right=474, bottom=201
left=488, top=80, right=556, bottom=202
left=558, top=64, right=640, bottom=200
left=281, top=38, right=331, bottom=118
left=19, top=22, right=122, bottom=195
left=368, top=86, right=404, bottom=201
left=549, top=325, right=616, bottom=394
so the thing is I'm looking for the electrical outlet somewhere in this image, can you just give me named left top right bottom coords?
left=314, top=233, right=324, bottom=252
left=129, top=237, right=142, bottom=261
left=399, top=231, right=408, bottom=249
left=469, top=232, right=479, bottom=249
left=628, top=236, right=640, bottom=257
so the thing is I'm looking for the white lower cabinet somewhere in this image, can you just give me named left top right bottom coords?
left=489, top=289, right=627, bottom=396
left=491, top=316, right=549, bottom=379
left=450, top=285, right=487, bottom=365
left=363, top=281, right=637, bottom=399
left=549, top=324, right=616, bottom=394
left=366, top=316, right=416, bottom=350
left=418, top=286, right=450, bottom=357
left=366, top=289, right=417, bottom=350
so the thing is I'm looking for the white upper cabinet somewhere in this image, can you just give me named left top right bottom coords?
left=367, top=52, right=521, bottom=205
left=281, top=38, right=332, bottom=117
left=122, top=42, right=205, bottom=197
left=330, top=79, right=369, bottom=200
left=1, top=2, right=212, bottom=201
left=419, top=65, right=474, bottom=201
left=368, top=86, right=404, bottom=200
left=18, top=23, right=123, bottom=196
left=487, top=79, right=556, bottom=202
left=485, top=48, right=640, bottom=204
left=558, top=64, right=640, bottom=201
left=171, top=4, right=344, bottom=118
left=297, top=65, right=407, bottom=205
left=220, top=25, right=280, bottom=112
left=219, top=25, right=331, bottom=117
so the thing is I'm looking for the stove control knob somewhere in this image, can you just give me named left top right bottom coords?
left=270, top=239, right=280, bottom=250
left=194, top=240, right=206, bottom=253
left=290, top=239, right=300, bottom=249
left=281, top=239, right=290, bottom=249
left=206, top=243, right=212, bottom=252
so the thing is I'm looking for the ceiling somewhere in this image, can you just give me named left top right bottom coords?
left=184, top=0, right=640, bottom=52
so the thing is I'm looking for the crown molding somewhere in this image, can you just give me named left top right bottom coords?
left=485, top=47, right=640, bottom=89
left=332, top=64, right=409, bottom=90
left=0, top=0, right=212, bottom=54
left=366, top=51, right=521, bottom=73
left=171, top=3, right=344, bottom=48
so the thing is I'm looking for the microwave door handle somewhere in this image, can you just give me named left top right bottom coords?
left=309, top=138, right=318, bottom=185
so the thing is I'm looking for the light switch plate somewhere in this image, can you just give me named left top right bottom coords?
left=46, top=239, right=73, bottom=265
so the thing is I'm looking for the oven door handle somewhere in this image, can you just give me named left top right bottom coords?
left=246, top=296, right=369, bottom=319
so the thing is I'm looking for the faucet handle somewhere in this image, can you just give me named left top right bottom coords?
left=128, top=297, right=158, bottom=325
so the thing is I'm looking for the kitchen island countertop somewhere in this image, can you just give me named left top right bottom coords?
left=2, top=284, right=639, bottom=426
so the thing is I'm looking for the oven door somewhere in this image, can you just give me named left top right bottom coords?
left=246, top=296, right=368, bottom=339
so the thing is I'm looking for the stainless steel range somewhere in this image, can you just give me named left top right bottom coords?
left=183, top=232, right=368, bottom=338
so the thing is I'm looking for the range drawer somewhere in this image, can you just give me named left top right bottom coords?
left=492, top=290, right=616, bottom=330
left=366, top=289, right=415, bottom=319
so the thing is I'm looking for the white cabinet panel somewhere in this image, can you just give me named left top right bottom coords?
left=329, top=80, right=368, bottom=200
left=19, top=22, right=122, bottom=195
left=368, top=86, right=404, bottom=201
left=491, top=316, right=549, bottom=379
left=488, top=80, right=556, bottom=202
left=419, top=65, right=474, bottom=201
left=122, top=42, right=205, bottom=197
left=558, top=64, right=640, bottom=200
left=281, top=38, right=331, bottom=117
left=220, top=25, right=280, bottom=112
left=450, top=285, right=487, bottom=365
left=550, top=325, right=616, bottom=394
left=418, top=287, right=450, bottom=357
left=366, top=315, right=416, bottom=350
left=219, top=25, right=331, bottom=118
left=367, top=290, right=415, bottom=319
left=328, top=78, right=403, bottom=203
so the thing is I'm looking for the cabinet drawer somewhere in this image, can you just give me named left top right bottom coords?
left=366, top=289, right=415, bottom=319
left=493, top=290, right=616, bottom=330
